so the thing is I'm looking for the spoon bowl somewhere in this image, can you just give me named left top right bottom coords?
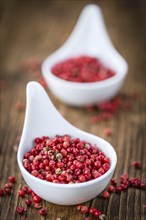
left=42, top=4, right=128, bottom=106
left=17, top=81, right=117, bottom=205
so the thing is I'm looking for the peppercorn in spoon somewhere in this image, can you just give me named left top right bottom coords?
left=17, top=81, right=117, bottom=205
left=42, top=4, right=128, bottom=106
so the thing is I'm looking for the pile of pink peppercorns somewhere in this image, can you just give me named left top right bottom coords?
left=51, top=56, right=116, bottom=83
left=23, top=135, right=110, bottom=184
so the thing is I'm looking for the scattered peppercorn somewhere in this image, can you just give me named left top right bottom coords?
left=8, top=176, right=16, bottom=183
left=4, top=188, right=11, bottom=194
left=102, top=191, right=110, bottom=198
left=25, top=199, right=32, bottom=206
left=131, top=161, right=141, bottom=169
left=4, top=183, right=13, bottom=189
left=104, top=128, right=112, bottom=136
left=16, top=102, right=25, bottom=111
left=18, top=190, right=26, bottom=197
left=33, top=195, right=41, bottom=203
left=34, top=203, right=42, bottom=209
left=80, top=205, right=88, bottom=213
left=16, top=206, right=26, bottom=215
left=38, top=208, right=46, bottom=216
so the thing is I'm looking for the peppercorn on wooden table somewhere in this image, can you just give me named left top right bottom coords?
left=0, top=0, right=146, bottom=220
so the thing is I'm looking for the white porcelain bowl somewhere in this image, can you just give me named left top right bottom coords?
left=41, top=4, right=128, bottom=106
left=17, top=82, right=117, bottom=205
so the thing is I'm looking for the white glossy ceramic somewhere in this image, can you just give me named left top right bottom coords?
left=17, top=81, right=117, bottom=205
left=41, top=4, right=128, bottom=107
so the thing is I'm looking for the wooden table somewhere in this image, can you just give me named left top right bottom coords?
left=0, top=0, right=145, bottom=219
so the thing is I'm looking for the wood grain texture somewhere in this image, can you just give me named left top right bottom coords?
left=0, top=0, right=145, bottom=220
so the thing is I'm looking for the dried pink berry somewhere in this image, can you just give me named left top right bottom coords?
left=33, top=195, right=41, bottom=203
left=110, top=178, right=117, bottom=186
left=38, top=208, right=46, bottom=216
left=25, top=199, right=32, bottom=206
left=77, top=204, right=82, bottom=210
left=18, top=190, right=26, bottom=197
left=34, top=203, right=42, bottom=209
left=16, top=206, right=26, bottom=215
left=80, top=205, right=88, bottom=213
left=94, top=210, right=101, bottom=217
left=115, top=185, right=122, bottom=193
left=8, top=176, right=15, bottom=183
left=103, top=191, right=110, bottom=198
left=4, top=188, right=11, bottom=194
left=107, top=185, right=115, bottom=192
left=16, top=102, right=25, bottom=111
left=104, top=128, right=112, bottom=136
left=89, top=207, right=96, bottom=215
left=4, top=183, right=13, bottom=189
left=131, top=161, right=141, bottom=169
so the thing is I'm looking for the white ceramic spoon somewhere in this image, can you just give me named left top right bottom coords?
left=17, top=81, right=117, bottom=205
left=42, top=4, right=128, bottom=107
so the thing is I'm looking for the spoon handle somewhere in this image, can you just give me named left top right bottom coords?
left=21, top=82, right=74, bottom=145
left=63, top=4, right=114, bottom=55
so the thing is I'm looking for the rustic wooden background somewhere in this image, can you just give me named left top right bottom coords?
left=0, top=0, right=146, bottom=220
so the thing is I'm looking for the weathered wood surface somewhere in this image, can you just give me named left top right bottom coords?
left=0, top=0, right=145, bottom=220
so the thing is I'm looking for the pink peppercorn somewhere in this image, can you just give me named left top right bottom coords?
left=77, top=204, right=82, bottom=210
left=94, top=210, right=101, bottom=217
left=5, top=188, right=11, bottom=194
left=22, top=186, right=29, bottom=193
left=89, top=207, right=96, bottom=214
left=103, top=191, right=110, bottom=198
left=80, top=205, right=88, bottom=213
left=8, top=176, right=15, bottom=183
left=18, top=190, right=26, bottom=197
left=115, top=185, right=122, bottom=193
left=140, top=183, right=145, bottom=189
left=4, top=183, right=13, bottom=189
left=16, top=102, right=25, bottom=111
left=34, top=203, right=42, bottom=209
left=108, top=185, right=115, bottom=192
left=110, top=178, right=117, bottom=186
left=33, top=195, right=41, bottom=203
left=105, top=128, right=112, bottom=136
left=133, top=177, right=141, bottom=188
left=16, top=206, right=26, bottom=215
left=85, top=217, right=92, bottom=220
left=131, top=161, right=141, bottom=169
left=38, top=208, right=46, bottom=216
left=25, top=199, right=32, bottom=206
